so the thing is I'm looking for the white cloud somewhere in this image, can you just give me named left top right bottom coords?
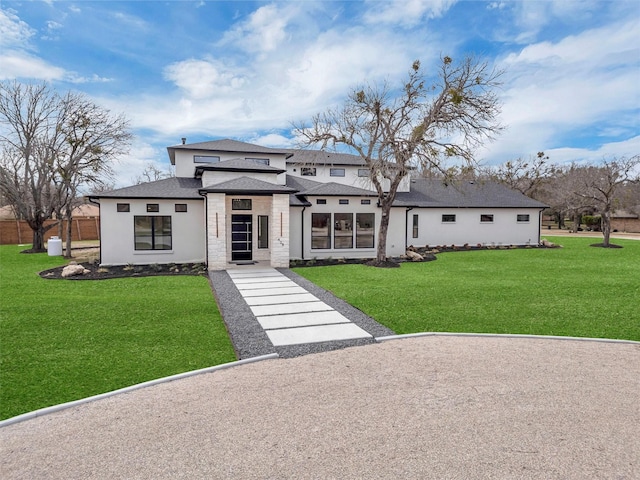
left=0, top=52, right=65, bottom=80
left=163, top=58, right=246, bottom=98
left=363, top=0, right=457, bottom=26
left=220, top=3, right=295, bottom=53
left=0, top=8, right=35, bottom=48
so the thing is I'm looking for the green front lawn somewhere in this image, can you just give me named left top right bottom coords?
left=294, top=237, right=640, bottom=341
left=0, top=245, right=236, bottom=420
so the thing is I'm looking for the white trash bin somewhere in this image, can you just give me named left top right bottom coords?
left=47, top=236, right=63, bottom=256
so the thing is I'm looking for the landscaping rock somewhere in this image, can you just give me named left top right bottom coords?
left=61, top=264, right=90, bottom=278
left=406, top=250, right=424, bottom=261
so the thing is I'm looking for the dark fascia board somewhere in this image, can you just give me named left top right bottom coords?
left=88, top=195, right=203, bottom=201
left=198, top=189, right=293, bottom=196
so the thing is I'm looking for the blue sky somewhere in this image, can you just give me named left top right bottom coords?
left=1, top=0, right=639, bottom=187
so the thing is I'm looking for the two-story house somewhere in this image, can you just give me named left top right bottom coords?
left=89, top=139, right=547, bottom=270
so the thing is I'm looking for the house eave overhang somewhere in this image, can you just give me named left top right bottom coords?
left=194, top=165, right=286, bottom=177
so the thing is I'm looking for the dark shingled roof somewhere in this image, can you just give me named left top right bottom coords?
left=300, top=182, right=377, bottom=197
left=167, top=139, right=292, bottom=164
left=394, top=179, right=548, bottom=208
left=199, top=176, right=298, bottom=195
left=284, top=149, right=366, bottom=166
left=195, top=158, right=286, bottom=175
left=89, top=177, right=202, bottom=199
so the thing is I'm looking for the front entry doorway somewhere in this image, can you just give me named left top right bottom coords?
left=231, top=214, right=252, bottom=261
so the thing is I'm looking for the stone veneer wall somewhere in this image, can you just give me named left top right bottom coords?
left=270, top=194, right=290, bottom=268
left=207, top=193, right=227, bottom=270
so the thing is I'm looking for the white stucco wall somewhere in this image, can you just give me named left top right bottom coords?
left=406, top=208, right=542, bottom=247
left=286, top=164, right=411, bottom=193
left=200, top=170, right=280, bottom=187
left=173, top=149, right=287, bottom=182
left=99, top=198, right=206, bottom=266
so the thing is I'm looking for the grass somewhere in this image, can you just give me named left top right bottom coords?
left=0, top=245, right=236, bottom=420
left=294, top=236, right=640, bottom=341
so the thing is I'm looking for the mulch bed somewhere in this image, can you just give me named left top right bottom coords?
left=39, top=262, right=208, bottom=280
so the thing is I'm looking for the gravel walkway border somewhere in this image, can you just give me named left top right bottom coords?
left=209, top=268, right=395, bottom=359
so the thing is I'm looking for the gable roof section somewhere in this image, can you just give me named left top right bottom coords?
left=194, top=158, right=286, bottom=176
left=285, top=149, right=366, bottom=166
left=167, top=139, right=292, bottom=164
left=89, top=177, right=202, bottom=199
left=394, top=179, right=548, bottom=208
left=200, top=176, right=298, bottom=195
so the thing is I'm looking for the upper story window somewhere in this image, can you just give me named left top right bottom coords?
left=232, top=199, right=252, bottom=210
left=358, top=168, right=370, bottom=177
left=246, top=158, right=269, bottom=165
left=442, top=214, right=456, bottom=223
left=361, top=199, right=371, bottom=205
left=330, top=168, right=345, bottom=177
left=301, top=167, right=316, bottom=176
left=316, top=199, right=327, bottom=205
left=194, top=155, right=220, bottom=163
left=146, top=204, right=159, bottom=212
left=480, top=214, right=494, bottom=223
left=517, top=214, right=530, bottom=223
left=339, top=199, right=349, bottom=205
left=175, top=204, right=187, bottom=212
left=117, top=203, right=130, bottom=212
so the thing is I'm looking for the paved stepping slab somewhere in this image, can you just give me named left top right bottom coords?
left=234, top=280, right=299, bottom=290
left=244, top=293, right=318, bottom=306
left=250, top=301, right=333, bottom=317
left=266, top=323, right=372, bottom=346
left=239, top=286, right=307, bottom=297
left=257, top=311, right=352, bottom=329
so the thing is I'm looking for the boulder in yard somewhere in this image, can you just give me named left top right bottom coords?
left=62, top=264, right=90, bottom=278
left=406, top=250, right=424, bottom=261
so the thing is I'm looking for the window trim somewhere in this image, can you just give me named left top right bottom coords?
left=517, top=214, right=531, bottom=223
left=311, top=212, right=331, bottom=249
left=258, top=215, right=269, bottom=249
left=301, top=167, right=316, bottom=176
left=480, top=214, right=494, bottom=223
left=442, top=214, right=456, bottom=223
left=175, top=203, right=187, bottom=213
left=361, top=199, right=371, bottom=205
left=356, top=213, right=375, bottom=249
left=232, top=199, right=252, bottom=210
left=117, top=203, right=130, bottom=213
left=330, top=168, right=345, bottom=177
left=412, top=214, right=419, bottom=238
left=357, top=168, right=370, bottom=177
left=338, top=199, right=349, bottom=205
left=316, top=199, right=327, bottom=205
left=246, top=157, right=269, bottom=165
left=146, top=203, right=159, bottom=213
left=334, top=212, right=353, bottom=249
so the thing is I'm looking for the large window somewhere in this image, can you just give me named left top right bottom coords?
left=311, top=213, right=331, bottom=249
left=334, top=213, right=353, bottom=249
left=134, top=216, right=172, bottom=250
left=194, top=155, right=220, bottom=163
left=356, top=213, right=375, bottom=248
left=258, top=215, right=269, bottom=249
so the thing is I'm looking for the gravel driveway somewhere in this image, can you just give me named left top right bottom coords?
left=1, top=335, right=638, bottom=479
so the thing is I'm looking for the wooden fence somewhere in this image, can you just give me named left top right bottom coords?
left=0, top=218, right=100, bottom=245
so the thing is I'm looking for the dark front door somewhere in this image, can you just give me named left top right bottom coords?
left=231, top=214, right=252, bottom=261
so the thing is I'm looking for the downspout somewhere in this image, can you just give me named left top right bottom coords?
left=405, top=207, right=414, bottom=251
left=87, top=196, right=101, bottom=264
left=199, top=191, right=209, bottom=267
left=301, top=206, right=306, bottom=260
left=538, top=208, right=544, bottom=245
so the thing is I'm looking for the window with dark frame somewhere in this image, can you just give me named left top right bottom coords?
left=311, top=213, right=331, bottom=249
left=517, top=214, right=530, bottom=222
left=175, top=204, right=187, bottom=212
left=146, top=204, right=159, bottom=212
left=442, top=214, right=456, bottom=223
left=330, top=168, right=345, bottom=177
left=301, top=167, right=316, bottom=176
left=194, top=155, right=220, bottom=163
left=480, top=214, right=494, bottom=223
left=358, top=168, right=370, bottom=177
left=316, top=199, right=327, bottom=205
left=258, top=215, right=269, bottom=249
left=356, top=213, right=375, bottom=248
left=232, top=199, right=252, bottom=210
left=339, top=199, right=349, bottom=205
left=117, top=203, right=130, bottom=212
left=412, top=214, right=419, bottom=238
left=134, top=216, right=172, bottom=250
left=361, top=199, right=371, bottom=205
left=334, top=213, right=353, bottom=249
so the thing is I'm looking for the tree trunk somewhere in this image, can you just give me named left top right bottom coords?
left=376, top=203, right=391, bottom=263
left=31, top=226, right=46, bottom=252
left=65, top=216, right=73, bottom=258
left=601, top=210, right=611, bottom=247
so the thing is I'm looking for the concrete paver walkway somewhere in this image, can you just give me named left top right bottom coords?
left=227, top=267, right=372, bottom=347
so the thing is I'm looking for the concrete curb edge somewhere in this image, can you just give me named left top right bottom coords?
left=376, top=332, right=640, bottom=345
left=0, top=353, right=279, bottom=429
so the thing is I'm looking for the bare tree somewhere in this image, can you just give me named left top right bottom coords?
left=483, top=151, right=556, bottom=200
left=0, top=81, right=131, bottom=254
left=574, top=156, right=640, bottom=247
left=133, top=162, right=173, bottom=185
left=0, top=82, right=60, bottom=251
left=294, top=57, right=503, bottom=263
